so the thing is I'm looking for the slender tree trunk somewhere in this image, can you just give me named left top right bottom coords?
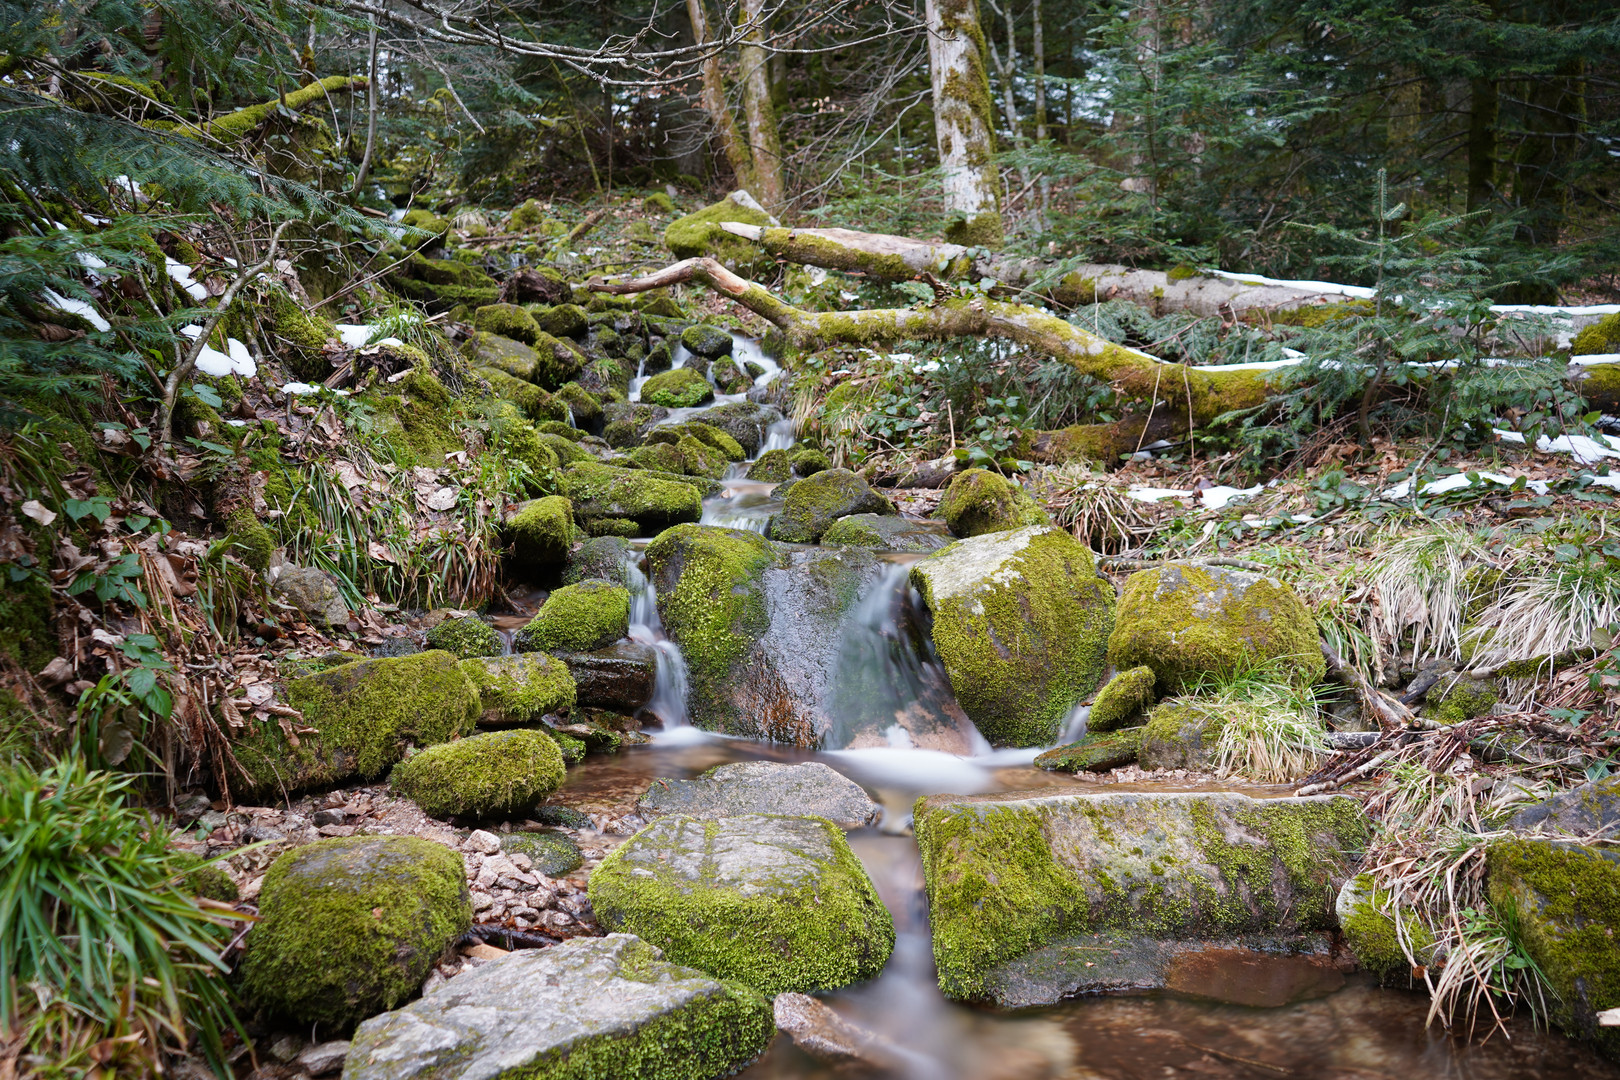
left=1467, top=77, right=1498, bottom=211
left=1032, top=0, right=1050, bottom=219
left=350, top=23, right=379, bottom=198
left=686, top=0, right=756, bottom=191
left=925, top=0, right=1004, bottom=247
left=739, top=0, right=786, bottom=212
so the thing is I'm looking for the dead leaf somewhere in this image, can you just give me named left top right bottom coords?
left=421, top=486, right=458, bottom=511
left=368, top=540, right=397, bottom=563
left=19, top=500, right=56, bottom=526
left=244, top=683, right=274, bottom=706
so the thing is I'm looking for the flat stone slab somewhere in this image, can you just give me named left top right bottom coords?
left=554, top=640, right=657, bottom=712
left=589, top=814, right=894, bottom=995
left=637, top=761, right=880, bottom=829
left=914, top=789, right=1368, bottom=1003
left=343, top=934, right=774, bottom=1080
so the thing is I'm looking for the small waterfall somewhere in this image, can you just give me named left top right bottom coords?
left=760, top=417, right=794, bottom=454
left=623, top=554, right=690, bottom=728
left=698, top=479, right=779, bottom=533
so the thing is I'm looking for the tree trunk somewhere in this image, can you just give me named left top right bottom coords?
left=588, top=258, right=1620, bottom=461
left=738, top=0, right=786, bottom=212
left=686, top=0, right=756, bottom=191
left=1467, top=76, right=1498, bottom=211
left=925, top=0, right=1004, bottom=247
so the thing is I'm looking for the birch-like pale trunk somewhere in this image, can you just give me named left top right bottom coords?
left=686, top=0, right=756, bottom=192
left=738, top=0, right=786, bottom=212
left=925, top=0, right=1004, bottom=247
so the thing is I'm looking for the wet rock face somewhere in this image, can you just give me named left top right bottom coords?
left=553, top=640, right=658, bottom=712
left=910, top=525, right=1115, bottom=747
left=913, top=789, right=1369, bottom=1004
left=1507, top=775, right=1620, bottom=836
left=637, top=761, right=881, bottom=830
left=589, top=815, right=894, bottom=995
left=679, top=323, right=733, bottom=358
left=343, top=934, right=775, bottom=1080
left=1107, top=562, right=1324, bottom=691
left=701, top=401, right=783, bottom=457
left=270, top=565, right=349, bottom=627
left=821, top=513, right=953, bottom=553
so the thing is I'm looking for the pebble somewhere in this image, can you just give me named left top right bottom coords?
left=465, top=829, right=502, bottom=855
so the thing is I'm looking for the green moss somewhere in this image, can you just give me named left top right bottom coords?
left=1034, top=729, right=1143, bottom=773
left=769, top=468, right=894, bottom=544
left=1138, top=699, right=1228, bottom=770
left=546, top=728, right=587, bottom=764
left=532, top=331, right=587, bottom=391
left=460, top=654, right=577, bottom=725
left=1428, top=676, right=1499, bottom=724
left=391, top=729, right=566, bottom=818
left=232, top=650, right=479, bottom=796
left=628, top=441, right=688, bottom=475
left=789, top=448, right=830, bottom=477
left=203, top=75, right=361, bottom=140
left=1338, top=873, right=1434, bottom=975
left=539, top=304, right=589, bottom=340
left=564, top=462, right=705, bottom=530
left=173, top=853, right=239, bottom=902
left=589, top=815, right=894, bottom=995
left=641, top=368, right=713, bottom=409
left=508, top=199, right=547, bottom=230
left=266, top=287, right=336, bottom=381
left=1268, top=300, right=1377, bottom=328
left=586, top=517, right=640, bottom=537
left=1572, top=311, right=1620, bottom=356
left=745, top=448, right=792, bottom=483
left=475, top=303, right=543, bottom=345
left=0, top=574, right=55, bottom=672
left=664, top=197, right=776, bottom=275
left=911, top=526, right=1115, bottom=747
left=366, top=367, right=459, bottom=466
left=657, top=422, right=745, bottom=463
left=646, top=525, right=776, bottom=725
left=507, top=495, right=575, bottom=568
left=1107, top=563, right=1325, bottom=692
left=222, top=508, right=275, bottom=572
left=938, top=468, right=1051, bottom=538
left=514, top=580, right=631, bottom=653
left=425, top=615, right=501, bottom=659
left=1165, top=263, right=1201, bottom=283
left=820, top=517, right=884, bottom=548
left=479, top=367, right=567, bottom=423
left=1088, top=665, right=1157, bottom=732
left=538, top=432, right=591, bottom=467
left=643, top=192, right=677, bottom=215
left=1488, top=839, right=1620, bottom=1055
left=401, top=207, right=451, bottom=240
left=501, top=830, right=583, bottom=876
left=555, top=383, right=603, bottom=432
left=238, top=835, right=471, bottom=1027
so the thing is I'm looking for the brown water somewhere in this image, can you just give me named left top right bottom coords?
left=556, top=734, right=1620, bottom=1080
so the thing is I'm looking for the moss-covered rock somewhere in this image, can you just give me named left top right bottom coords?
left=266, top=288, right=337, bottom=380
left=627, top=441, right=689, bottom=475
left=425, top=615, right=501, bottom=659
left=591, top=814, right=893, bottom=995
left=563, top=534, right=635, bottom=586
left=555, top=382, right=603, bottom=432
left=391, top=729, right=566, bottom=818
left=664, top=193, right=777, bottom=277
left=1425, top=675, right=1499, bottom=724
left=819, top=513, right=953, bottom=553
left=1107, top=563, right=1325, bottom=692
left=539, top=303, right=589, bottom=340
left=652, top=421, right=745, bottom=462
left=910, top=525, right=1115, bottom=747
left=224, top=508, right=276, bottom=573
left=344, top=934, right=775, bottom=1080
left=508, top=198, right=548, bottom=230
left=174, top=852, right=239, bottom=902
left=239, top=835, right=471, bottom=1027
left=641, top=368, right=713, bottom=409
left=1488, top=838, right=1620, bottom=1058
left=680, top=324, right=733, bottom=359
left=1335, top=873, right=1434, bottom=976
left=710, top=357, right=751, bottom=395
left=505, top=495, right=575, bottom=571
left=1137, top=698, right=1228, bottom=771
left=564, top=462, right=704, bottom=531
left=460, top=653, right=577, bottom=726
left=233, top=651, right=479, bottom=796
left=364, top=367, right=460, bottom=466
left=767, top=468, right=894, bottom=544
left=501, top=829, right=584, bottom=876
left=745, top=448, right=792, bottom=483
left=938, top=468, right=1052, bottom=538
left=914, top=789, right=1368, bottom=1003
left=1033, top=729, right=1143, bottom=773
left=0, top=573, right=56, bottom=672
left=698, top=401, right=783, bottom=456
left=474, top=302, right=543, bottom=345
left=532, top=330, right=587, bottom=391
left=1088, top=665, right=1158, bottom=733
left=515, top=579, right=631, bottom=653
left=466, top=331, right=540, bottom=381
left=539, top=431, right=591, bottom=467
left=789, top=448, right=830, bottom=477
left=1572, top=312, right=1620, bottom=356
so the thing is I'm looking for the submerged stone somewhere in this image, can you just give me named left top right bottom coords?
left=637, top=761, right=881, bottom=829
left=910, top=525, right=1114, bottom=747
left=590, top=814, right=894, bottom=995
left=1034, top=728, right=1142, bottom=773
left=1107, top=562, right=1324, bottom=691
left=240, top=836, right=471, bottom=1027
left=914, top=789, right=1368, bottom=1003
left=344, top=934, right=775, bottom=1080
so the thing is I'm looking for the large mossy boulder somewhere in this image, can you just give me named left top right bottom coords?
left=767, top=468, right=895, bottom=545
left=914, top=789, right=1368, bottom=1004
left=909, top=525, right=1114, bottom=747
left=663, top=191, right=778, bottom=276
left=460, top=653, right=577, bottom=726
left=745, top=448, right=791, bottom=483
left=424, top=615, right=500, bottom=659
left=679, top=324, right=733, bottom=359
left=465, top=330, right=540, bottom=381
left=1137, top=698, right=1233, bottom=771
left=640, top=368, right=713, bottom=409
left=637, top=761, right=881, bottom=830
left=1488, top=838, right=1620, bottom=1058
left=563, top=462, right=704, bottom=532
left=1107, top=563, right=1324, bottom=691
left=344, top=934, right=776, bottom=1080
left=234, top=651, right=478, bottom=796
left=514, top=579, right=631, bottom=653
left=938, top=468, right=1051, bottom=538
left=505, top=495, right=575, bottom=571
left=590, top=814, right=894, bottom=996
left=474, top=302, right=542, bottom=345
left=390, top=729, right=566, bottom=819
left=239, top=836, right=471, bottom=1027
left=821, top=513, right=952, bottom=553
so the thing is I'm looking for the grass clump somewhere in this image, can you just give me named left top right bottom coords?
left=1185, top=662, right=1328, bottom=784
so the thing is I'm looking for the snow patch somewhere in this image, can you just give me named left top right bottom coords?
left=41, top=288, right=110, bottom=332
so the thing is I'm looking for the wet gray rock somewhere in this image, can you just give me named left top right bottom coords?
left=295, top=1040, right=349, bottom=1076
left=1507, top=774, right=1620, bottom=835
left=680, top=323, right=734, bottom=358
left=500, top=829, right=583, bottom=876
left=914, top=789, right=1369, bottom=1004
left=553, top=640, right=657, bottom=712
left=270, top=565, right=349, bottom=628
left=767, top=469, right=895, bottom=544
left=692, top=401, right=783, bottom=456
left=343, top=934, right=775, bottom=1080
left=821, top=513, right=952, bottom=553
left=562, top=535, right=635, bottom=587
left=773, top=992, right=915, bottom=1071
left=638, top=761, right=880, bottom=829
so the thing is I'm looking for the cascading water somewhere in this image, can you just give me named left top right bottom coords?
left=622, top=553, right=690, bottom=729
